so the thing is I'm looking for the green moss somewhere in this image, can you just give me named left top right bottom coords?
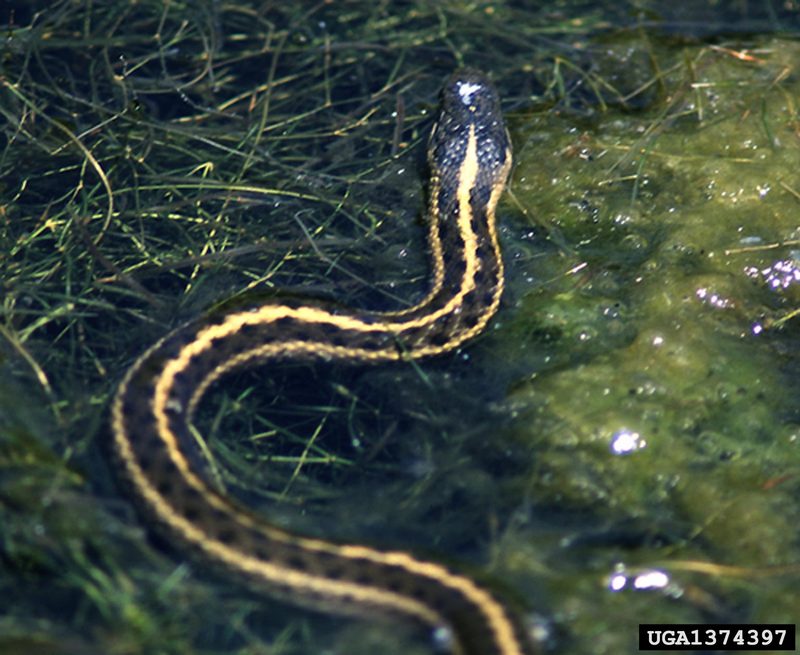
left=499, top=33, right=800, bottom=655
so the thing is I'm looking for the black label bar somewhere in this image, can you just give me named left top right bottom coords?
left=639, top=624, right=796, bottom=651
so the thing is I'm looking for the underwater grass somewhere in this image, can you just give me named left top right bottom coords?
left=1, top=1, right=800, bottom=654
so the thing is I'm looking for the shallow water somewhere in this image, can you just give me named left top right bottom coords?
left=1, top=3, right=799, bottom=655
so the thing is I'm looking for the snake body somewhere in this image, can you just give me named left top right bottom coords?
left=112, top=69, right=535, bottom=655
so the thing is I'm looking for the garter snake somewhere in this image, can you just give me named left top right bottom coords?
left=111, top=69, right=535, bottom=655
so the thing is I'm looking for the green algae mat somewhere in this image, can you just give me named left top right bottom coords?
left=1, top=2, right=799, bottom=654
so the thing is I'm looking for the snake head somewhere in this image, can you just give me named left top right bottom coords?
left=429, top=69, right=512, bottom=192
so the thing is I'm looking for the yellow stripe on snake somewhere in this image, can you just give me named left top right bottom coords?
left=112, top=69, right=535, bottom=655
